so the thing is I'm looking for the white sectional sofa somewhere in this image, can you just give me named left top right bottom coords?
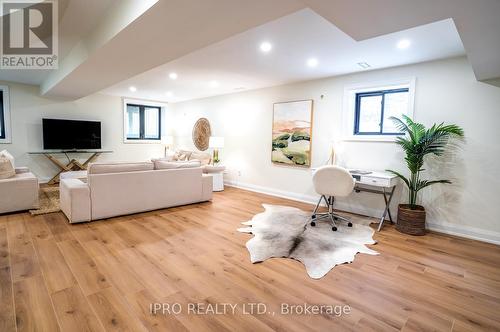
left=0, top=167, right=39, bottom=214
left=60, top=161, right=213, bottom=223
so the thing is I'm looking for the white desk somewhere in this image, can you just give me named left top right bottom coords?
left=312, top=168, right=398, bottom=231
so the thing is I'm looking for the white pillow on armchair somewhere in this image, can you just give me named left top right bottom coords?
left=0, top=150, right=15, bottom=168
left=0, top=156, right=15, bottom=179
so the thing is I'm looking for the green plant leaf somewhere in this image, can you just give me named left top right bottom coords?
left=386, top=169, right=410, bottom=188
left=389, top=116, right=464, bottom=206
left=416, top=179, right=452, bottom=191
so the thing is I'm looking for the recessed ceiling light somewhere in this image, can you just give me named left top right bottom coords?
left=129, top=86, right=137, bottom=92
left=209, top=80, right=219, bottom=88
left=357, top=62, right=371, bottom=69
left=166, top=91, right=173, bottom=97
left=259, top=41, right=272, bottom=53
left=397, top=39, right=411, bottom=49
left=307, top=58, right=318, bottom=68
left=169, top=72, right=178, bottom=80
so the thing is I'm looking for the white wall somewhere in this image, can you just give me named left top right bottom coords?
left=0, top=82, right=174, bottom=182
left=171, top=57, right=500, bottom=244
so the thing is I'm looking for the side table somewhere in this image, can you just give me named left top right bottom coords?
left=203, top=165, right=226, bottom=192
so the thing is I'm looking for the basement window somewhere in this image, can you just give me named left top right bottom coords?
left=123, top=99, right=165, bottom=143
left=354, top=88, right=409, bottom=135
left=0, top=86, right=11, bottom=143
left=342, top=78, right=415, bottom=142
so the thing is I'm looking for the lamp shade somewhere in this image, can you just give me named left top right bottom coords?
left=162, top=135, right=174, bottom=146
left=209, top=136, right=224, bottom=148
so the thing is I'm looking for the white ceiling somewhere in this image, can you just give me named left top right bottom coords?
left=301, top=0, right=500, bottom=83
left=0, top=0, right=498, bottom=99
left=103, top=9, right=465, bottom=103
left=40, top=0, right=305, bottom=99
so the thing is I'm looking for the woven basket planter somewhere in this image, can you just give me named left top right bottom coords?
left=396, top=204, right=426, bottom=236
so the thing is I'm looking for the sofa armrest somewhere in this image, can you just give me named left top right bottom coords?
left=0, top=172, right=39, bottom=213
left=202, top=174, right=213, bottom=201
left=60, top=178, right=91, bottom=223
left=15, top=167, right=30, bottom=174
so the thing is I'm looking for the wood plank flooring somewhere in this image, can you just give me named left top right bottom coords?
left=0, top=186, right=499, bottom=331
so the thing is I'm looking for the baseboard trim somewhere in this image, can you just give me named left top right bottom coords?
left=425, top=222, right=500, bottom=245
left=225, top=180, right=500, bottom=245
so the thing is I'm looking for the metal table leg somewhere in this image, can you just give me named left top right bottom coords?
left=378, top=186, right=396, bottom=231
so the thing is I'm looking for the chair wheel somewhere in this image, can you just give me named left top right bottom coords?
left=312, top=214, right=316, bottom=219
left=332, top=226, right=337, bottom=231
left=310, top=221, right=316, bottom=226
left=348, top=222, right=353, bottom=227
left=334, top=217, right=339, bottom=221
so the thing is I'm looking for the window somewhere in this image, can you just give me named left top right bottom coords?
left=342, top=78, right=415, bottom=142
left=125, top=103, right=161, bottom=141
left=0, top=86, right=11, bottom=144
left=0, top=91, right=4, bottom=139
left=354, top=88, right=409, bottom=135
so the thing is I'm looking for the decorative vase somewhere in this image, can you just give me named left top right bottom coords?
left=396, top=204, right=426, bottom=236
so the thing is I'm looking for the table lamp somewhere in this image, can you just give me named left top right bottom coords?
left=329, top=139, right=343, bottom=165
left=209, top=136, right=224, bottom=165
left=162, top=136, right=174, bottom=157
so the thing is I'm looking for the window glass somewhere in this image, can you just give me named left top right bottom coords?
left=382, top=91, right=408, bottom=133
left=0, top=91, right=4, bottom=139
left=144, top=107, right=160, bottom=139
left=126, top=105, right=141, bottom=139
left=358, top=95, right=382, bottom=133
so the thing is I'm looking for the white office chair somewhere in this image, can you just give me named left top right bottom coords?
left=310, top=165, right=355, bottom=231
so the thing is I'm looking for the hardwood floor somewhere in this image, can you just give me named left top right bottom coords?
left=0, top=186, right=499, bottom=331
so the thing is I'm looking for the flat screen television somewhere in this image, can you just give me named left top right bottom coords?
left=42, top=118, right=101, bottom=150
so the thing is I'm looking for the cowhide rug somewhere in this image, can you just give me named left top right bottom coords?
left=238, top=204, right=378, bottom=279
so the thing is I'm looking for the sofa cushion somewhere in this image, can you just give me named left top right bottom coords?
left=88, top=161, right=154, bottom=174
left=154, top=160, right=201, bottom=170
left=151, top=157, right=174, bottom=164
left=0, top=149, right=15, bottom=168
left=0, top=155, right=15, bottom=179
left=189, top=151, right=211, bottom=166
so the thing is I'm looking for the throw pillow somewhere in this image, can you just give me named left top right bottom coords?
left=0, top=149, right=15, bottom=168
left=174, top=149, right=193, bottom=161
left=0, top=155, right=15, bottom=179
left=190, top=151, right=211, bottom=166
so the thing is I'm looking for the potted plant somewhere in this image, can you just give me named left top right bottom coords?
left=387, top=115, right=464, bottom=235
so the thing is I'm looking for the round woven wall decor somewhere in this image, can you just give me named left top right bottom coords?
left=192, top=118, right=212, bottom=151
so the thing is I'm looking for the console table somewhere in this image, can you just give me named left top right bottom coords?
left=311, top=167, right=398, bottom=231
left=349, top=170, right=398, bottom=231
left=29, top=150, right=112, bottom=184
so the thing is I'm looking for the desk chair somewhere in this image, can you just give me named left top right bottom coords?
left=311, top=165, right=355, bottom=231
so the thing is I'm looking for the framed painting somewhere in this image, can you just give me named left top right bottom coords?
left=272, top=99, right=313, bottom=167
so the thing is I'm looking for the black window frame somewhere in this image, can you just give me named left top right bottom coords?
left=125, top=103, right=162, bottom=140
left=0, top=91, right=5, bottom=139
left=354, top=88, right=409, bottom=136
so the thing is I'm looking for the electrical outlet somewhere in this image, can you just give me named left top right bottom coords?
left=238, top=170, right=242, bottom=177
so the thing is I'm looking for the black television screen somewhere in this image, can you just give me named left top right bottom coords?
left=42, top=118, right=101, bottom=150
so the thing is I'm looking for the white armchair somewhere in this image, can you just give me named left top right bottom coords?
left=0, top=168, right=39, bottom=214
